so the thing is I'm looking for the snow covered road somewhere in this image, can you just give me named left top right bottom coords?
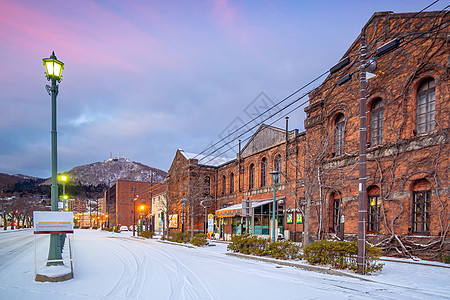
left=0, top=229, right=449, bottom=299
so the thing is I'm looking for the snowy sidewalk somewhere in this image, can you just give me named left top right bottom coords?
left=0, top=229, right=449, bottom=299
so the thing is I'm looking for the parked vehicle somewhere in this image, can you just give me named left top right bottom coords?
left=119, top=226, right=128, bottom=231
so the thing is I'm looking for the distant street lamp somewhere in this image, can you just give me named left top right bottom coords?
left=180, top=198, right=188, bottom=233
left=58, top=174, right=68, bottom=211
left=139, top=204, right=145, bottom=235
left=132, top=187, right=137, bottom=236
left=43, top=51, right=64, bottom=265
left=270, top=171, right=279, bottom=243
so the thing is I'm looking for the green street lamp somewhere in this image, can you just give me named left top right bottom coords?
left=43, top=51, right=64, bottom=265
left=270, top=170, right=279, bottom=243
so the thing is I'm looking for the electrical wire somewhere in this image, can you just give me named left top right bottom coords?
left=191, top=70, right=330, bottom=160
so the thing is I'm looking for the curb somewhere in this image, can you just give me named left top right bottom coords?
left=225, top=253, right=373, bottom=282
left=379, top=257, right=450, bottom=269
left=157, top=240, right=196, bottom=249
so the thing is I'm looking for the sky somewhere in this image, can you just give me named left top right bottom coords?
left=0, top=0, right=448, bottom=178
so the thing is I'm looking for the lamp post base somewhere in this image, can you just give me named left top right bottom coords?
left=35, top=269, right=73, bottom=282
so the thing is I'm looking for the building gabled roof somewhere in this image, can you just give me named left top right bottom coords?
left=180, top=149, right=234, bottom=168
left=240, top=124, right=297, bottom=158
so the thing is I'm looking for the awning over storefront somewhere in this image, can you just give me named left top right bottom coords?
left=215, top=197, right=285, bottom=218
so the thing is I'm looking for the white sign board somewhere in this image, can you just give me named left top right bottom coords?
left=207, top=214, right=214, bottom=234
left=33, top=211, right=74, bottom=234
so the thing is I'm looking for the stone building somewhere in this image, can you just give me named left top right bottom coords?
left=167, top=11, right=449, bottom=259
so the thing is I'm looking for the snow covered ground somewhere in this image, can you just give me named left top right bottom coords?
left=0, top=229, right=449, bottom=299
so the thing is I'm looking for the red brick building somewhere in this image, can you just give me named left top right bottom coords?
left=167, top=11, right=449, bottom=259
left=304, top=11, right=449, bottom=258
left=104, top=180, right=164, bottom=229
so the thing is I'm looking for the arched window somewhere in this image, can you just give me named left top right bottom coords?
left=368, top=186, right=381, bottom=232
left=222, top=175, right=226, bottom=195
left=204, top=176, right=210, bottom=195
left=416, top=78, right=435, bottom=134
left=261, top=157, right=267, bottom=187
left=334, top=114, right=345, bottom=156
left=370, top=98, right=384, bottom=146
left=274, top=154, right=282, bottom=183
left=230, top=173, right=234, bottom=193
left=249, top=164, right=255, bottom=189
left=412, top=179, right=431, bottom=234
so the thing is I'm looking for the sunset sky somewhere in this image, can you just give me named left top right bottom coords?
left=0, top=0, right=446, bottom=178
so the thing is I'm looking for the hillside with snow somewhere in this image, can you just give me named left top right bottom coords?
left=57, top=158, right=167, bottom=187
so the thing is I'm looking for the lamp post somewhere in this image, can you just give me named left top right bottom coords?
left=270, top=171, right=279, bottom=243
left=200, top=199, right=212, bottom=234
left=43, top=51, right=64, bottom=265
left=180, top=198, right=188, bottom=233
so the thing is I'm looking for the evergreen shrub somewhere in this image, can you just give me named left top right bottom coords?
left=169, top=232, right=190, bottom=243
left=228, top=234, right=301, bottom=260
left=191, top=233, right=209, bottom=247
left=303, top=240, right=383, bottom=273
left=140, top=230, right=154, bottom=239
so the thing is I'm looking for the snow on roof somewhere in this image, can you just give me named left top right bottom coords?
left=180, top=150, right=234, bottom=167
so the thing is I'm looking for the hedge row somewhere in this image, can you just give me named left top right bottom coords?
left=140, top=230, right=154, bottom=239
left=303, top=239, right=383, bottom=273
left=228, top=234, right=383, bottom=273
left=227, top=234, right=301, bottom=260
left=162, top=232, right=209, bottom=247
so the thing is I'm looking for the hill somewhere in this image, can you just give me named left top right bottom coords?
left=44, top=157, right=167, bottom=187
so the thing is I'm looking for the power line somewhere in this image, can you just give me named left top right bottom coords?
left=192, top=70, right=330, bottom=161
left=196, top=5, right=449, bottom=165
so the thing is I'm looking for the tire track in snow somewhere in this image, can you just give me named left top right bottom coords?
left=116, top=237, right=215, bottom=300
left=104, top=236, right=155, bottom=299
left=95, top=236, right=148, bottom=298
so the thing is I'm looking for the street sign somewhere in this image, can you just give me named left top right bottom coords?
left=241, top=199, right=252, bottom=217
left=207, top=214, right=214, bottom=238
left=33, top=211, right=74, bottom=234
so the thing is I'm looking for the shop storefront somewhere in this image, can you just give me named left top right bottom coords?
left=215, top=198, right=285, bottom=241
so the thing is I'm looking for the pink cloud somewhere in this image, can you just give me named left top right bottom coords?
left=0, top=1, right=184, bottom=75
left=211, top=0, right=237, bottom=26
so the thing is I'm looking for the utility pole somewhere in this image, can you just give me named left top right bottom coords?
left=357, top=34, right=368, bottom=274
left=132, top=187, right=136, bottom=236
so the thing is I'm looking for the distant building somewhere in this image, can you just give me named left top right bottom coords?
left=151, top=191, right=167, bottom=235
left=75, top=212, right=106, bottom=228
left=68, top=199, right=86, bottom=213
left=98, top=197, right=106, bottom=214
left=104, top=179, right=165, bottom=229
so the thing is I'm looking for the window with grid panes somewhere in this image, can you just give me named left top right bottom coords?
left=412, top=190, right=431, bottom=234
left=416, top=78, right=435, bottom=134
left=370, top=99, right=384, bottom=146
left=334, top=114, right=345, bottom=155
